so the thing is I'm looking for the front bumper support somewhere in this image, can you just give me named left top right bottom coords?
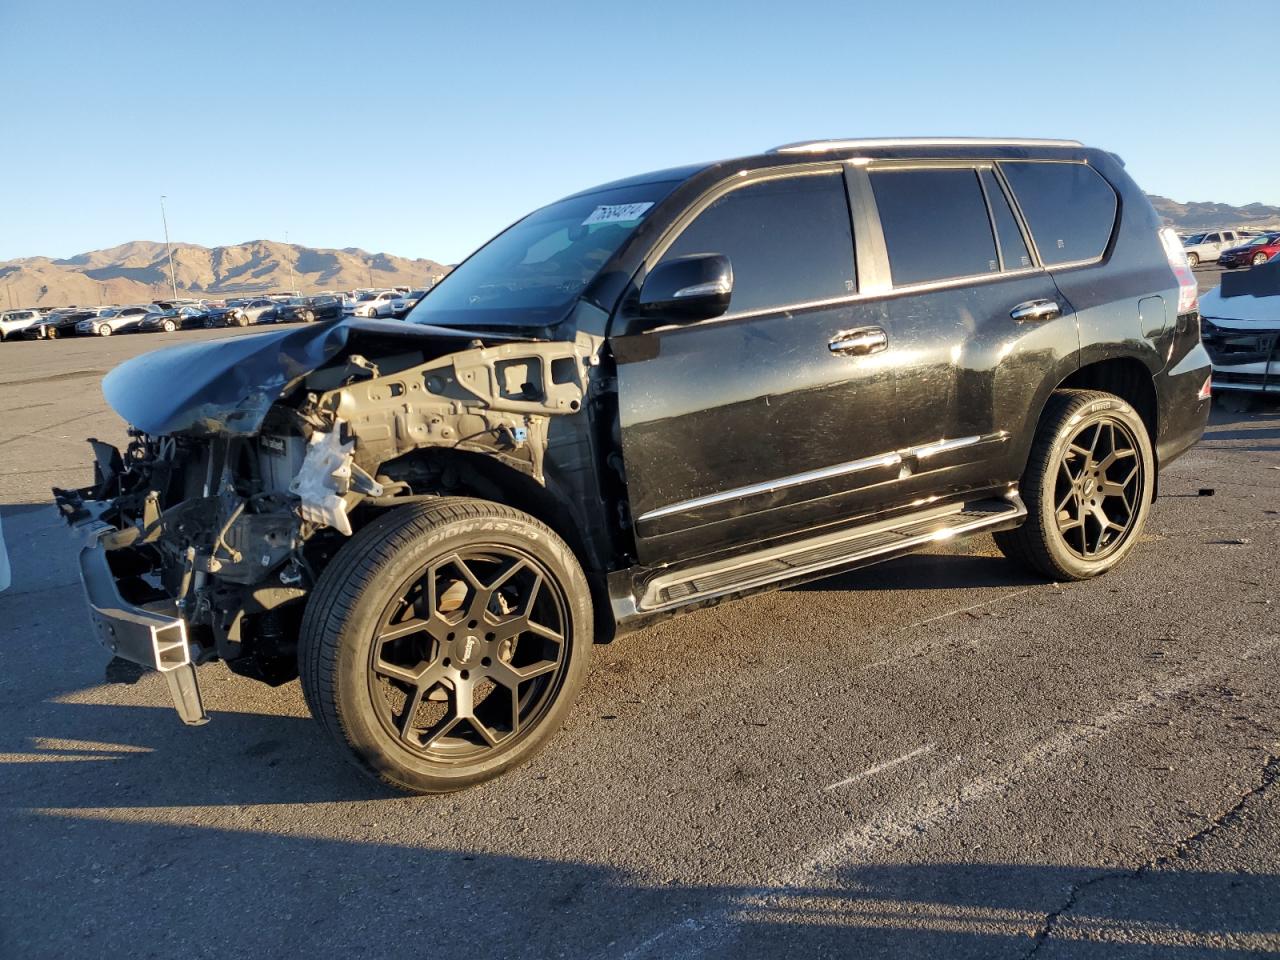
left=76, top=519, right=208, bottom=725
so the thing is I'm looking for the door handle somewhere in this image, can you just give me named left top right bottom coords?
left=1010, top=299, right=1062, bottom=323
left=828, top=327, right=888, bottom=356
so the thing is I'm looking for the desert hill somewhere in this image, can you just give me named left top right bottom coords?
left=0, top=240, right=450, bottom=307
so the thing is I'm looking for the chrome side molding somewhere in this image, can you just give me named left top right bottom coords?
left=637, top=433, right=1009, bottom=523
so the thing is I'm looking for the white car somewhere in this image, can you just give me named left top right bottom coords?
left=1198, top=264, right=1280, bottom=396
left=387, top=289, right=428, bottom=317
left=0, top=309, right=41, bottom=341
left=349, top=291, right=403, bottom=318
left=75, top=305, right=157, bottom=337
left=1182, top=230, right=1245, bottom=268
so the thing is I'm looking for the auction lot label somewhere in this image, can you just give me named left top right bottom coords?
left=582, top=202, right=653, bottom=225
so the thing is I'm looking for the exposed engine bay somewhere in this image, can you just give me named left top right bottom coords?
left=54, top=323, right=598, bottom=691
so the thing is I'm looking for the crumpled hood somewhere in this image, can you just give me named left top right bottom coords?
left=102, top=317, right=518, bottom=437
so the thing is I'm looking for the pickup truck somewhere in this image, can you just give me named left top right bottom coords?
left=1182, top=229, right=1248, bottom=267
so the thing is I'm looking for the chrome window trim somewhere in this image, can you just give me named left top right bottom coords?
left=639, top=264, right=1052, bottom=332
left=637, top=432, right=1009, bottom=523
left=626, top=157, right=1099, bottom=337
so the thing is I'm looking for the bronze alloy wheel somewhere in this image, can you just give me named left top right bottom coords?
left=995, top=389, right=1154, bottom=581
left=300, top=498, right=592, bottom=793
left=367, top=547, right=569, bottom=760
left=1052, top=416, right=1144, bottom=560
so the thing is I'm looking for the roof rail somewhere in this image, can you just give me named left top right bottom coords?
left=769, top=137, right=1084, bottom=154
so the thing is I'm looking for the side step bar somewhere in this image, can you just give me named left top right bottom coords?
left=633, top=495, right=1025, bottom=614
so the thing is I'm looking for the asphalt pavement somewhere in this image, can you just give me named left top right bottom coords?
left=1, top=299, right=1278, bottom=958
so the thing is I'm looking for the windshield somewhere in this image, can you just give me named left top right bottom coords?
left=1247, top=234, right=1274, bottom=246
left=408, top=180, right=679, bottom=328
left=1183, top=234, right=1206, bottom=244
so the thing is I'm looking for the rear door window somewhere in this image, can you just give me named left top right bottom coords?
left=870, top=167, right=999, bottom=286
left=979, top=169, right=1032, bottom=271
left=1001, top=161, right=1118, bottom=266
left=656, top=171, right=856, bottom=316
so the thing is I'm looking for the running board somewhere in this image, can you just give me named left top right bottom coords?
left=635, top=495, right=1025, bottom=613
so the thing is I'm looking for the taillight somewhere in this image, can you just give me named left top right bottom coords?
left=1159, top=226, right=1199, bottom=315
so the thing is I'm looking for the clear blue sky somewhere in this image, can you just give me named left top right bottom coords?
left=1, top=0, right=1273, bottom=264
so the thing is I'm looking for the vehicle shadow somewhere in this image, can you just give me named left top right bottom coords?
left=1, top=809, right=1276, bottom=959
left=0, top=699, right=391, bottom=808
left=789, top=550, right=1046, bottom=593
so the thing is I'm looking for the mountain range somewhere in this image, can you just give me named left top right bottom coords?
left=1148, top=196, right=1280, bottom=232
left=0, top=240, right=450, bottom=308
left=4, top=193, right=1280, bottom=309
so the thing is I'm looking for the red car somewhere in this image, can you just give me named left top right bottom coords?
left=1218, top=232, right=1280, bottom=269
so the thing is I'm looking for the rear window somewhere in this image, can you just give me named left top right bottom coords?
left=871, top=168, right=999, bottom=286
left=1000, top=161, right=1117, bottom=266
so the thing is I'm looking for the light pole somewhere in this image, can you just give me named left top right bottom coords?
left=285, top=230, right=297, bottom=294
left=159, top=195, right=179, bottom=301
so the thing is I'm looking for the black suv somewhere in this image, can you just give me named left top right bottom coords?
left=54, top=138, right=1211, bottom=793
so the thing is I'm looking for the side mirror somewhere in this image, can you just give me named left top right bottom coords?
left=637, top=254, right=733, bottom=322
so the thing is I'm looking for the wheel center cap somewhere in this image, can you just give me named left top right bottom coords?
left=459, top=635, right=479, bottom=665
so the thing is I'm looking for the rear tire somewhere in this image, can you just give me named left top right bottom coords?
left=303, top=310, right=315, bottom=323
left=299, top=498, right=592, bottom=794
left=995, top=390, right=1154, bottom=581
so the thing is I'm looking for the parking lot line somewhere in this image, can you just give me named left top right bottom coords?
left=616, top=634, right=1280, bottom=960
left=824, top=744, right=935, bottom=792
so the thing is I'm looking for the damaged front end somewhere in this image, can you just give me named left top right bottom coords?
left=54, top=320, right=595, bottom=725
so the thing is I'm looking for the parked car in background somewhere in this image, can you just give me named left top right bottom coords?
left=389, top=289, right=429, bottom=318
left=225, top=298, right=281, bottom=326
left=1182, top=230, right=1245, bottom=267
left=0, top=309, right=41, bottom=341
left=276, top=295, right=342, bottom=323
left=349, top=290, right=402, bottom=317
left=342, top=290, right=382, bottom=314
left=22, top=308, right=99, bottom=339
left=1218, top=232, right=1280, bottom=270
left=139, top=305, right=216, bottom=332
left=76, top=304, right=157, bottom=336
left=1199, top=260, right=1280, bottom=395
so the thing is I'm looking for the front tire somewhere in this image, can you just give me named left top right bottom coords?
left=1185, top=252, right=1200, bottom=267
left=162, top=319, right=177, bottom=332
left=1253, top=252, right=1270, bottom=266
left=299, top=498, right=592, bottom=794
left=995, top=390, right=1154, bottom=581
left=96, top=324, right=112, bottom=337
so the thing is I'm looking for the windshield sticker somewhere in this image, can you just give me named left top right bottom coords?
left=582, top=202, right=653, bottom=226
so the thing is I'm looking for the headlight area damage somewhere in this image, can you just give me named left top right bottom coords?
left=53, top=319, right=595, bottom=724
